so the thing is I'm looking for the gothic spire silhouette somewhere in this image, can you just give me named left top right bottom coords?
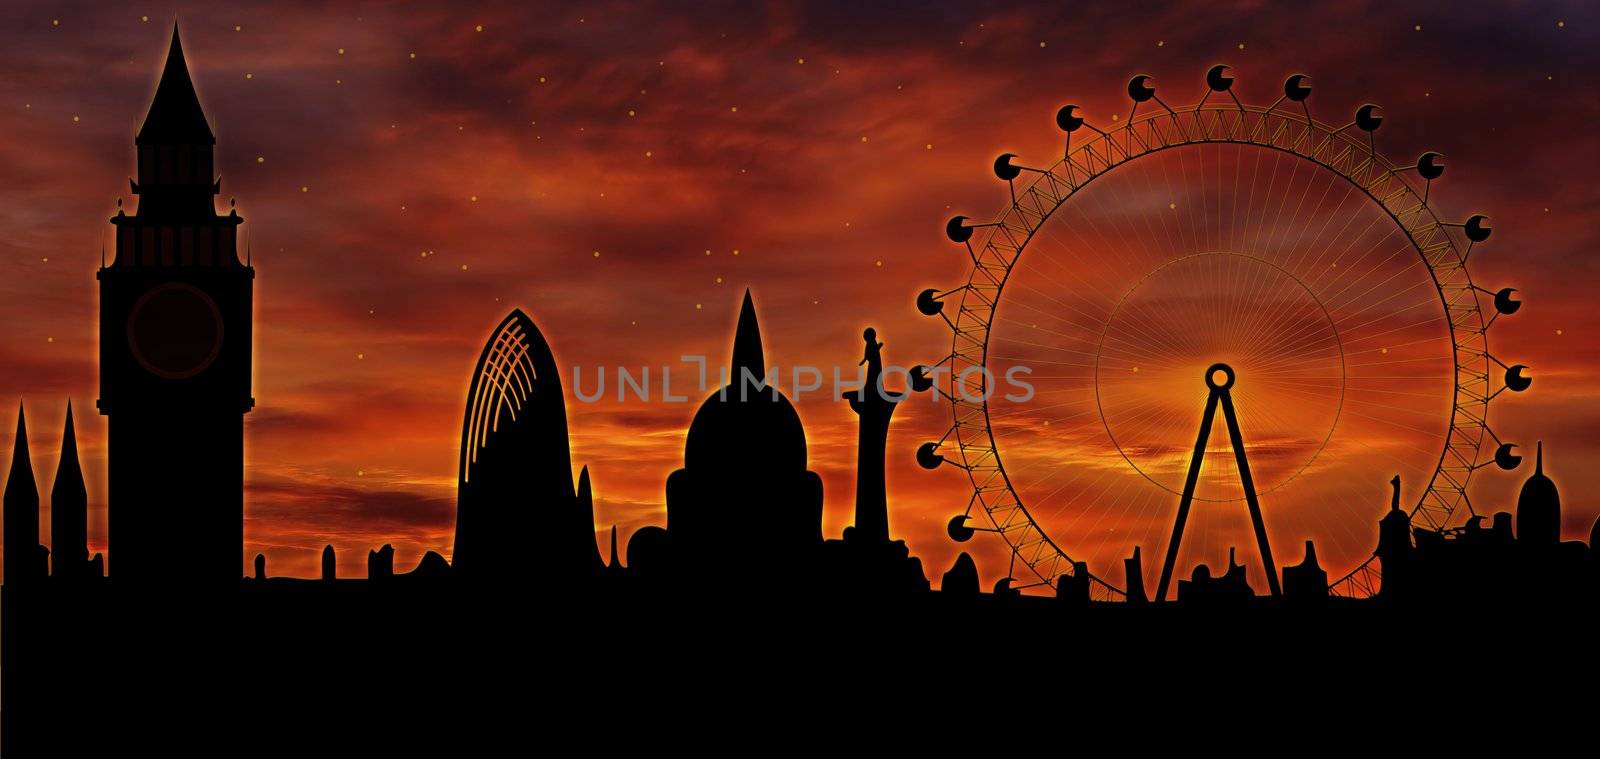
left=137, top=23, right=214, bottom=145
left=4, top=403, right=42, bottom=585
left=50, top=401, right=88, bottom=578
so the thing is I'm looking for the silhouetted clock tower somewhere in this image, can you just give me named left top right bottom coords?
left=98, top=26, right=253, bottom=582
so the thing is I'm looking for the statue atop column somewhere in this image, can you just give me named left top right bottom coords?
left=825, top=327, right=928, bottom=594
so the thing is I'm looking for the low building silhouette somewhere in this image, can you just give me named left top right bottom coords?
left=1282, top=540, right=1328, bottom=603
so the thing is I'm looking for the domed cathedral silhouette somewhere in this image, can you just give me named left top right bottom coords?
left=454, top=309, right=603, bottom=584
left=97, top=24, right=253, bottom=582
left=629, top=290, right=825, bottom=589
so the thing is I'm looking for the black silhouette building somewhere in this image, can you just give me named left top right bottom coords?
left=454, top=309, right=602, bottom=583
left=1516, top=442, right=1560, bottom=551
left=1376, top=475, right=1414, bottom=599
left=49, top=402, right=92, bottom=579
left=98, top=26, right=253, bottom=582
left=1281, top=540, right=1328, bottom=602
left=3, top=405, right=44, bottom=586
left=632, top=290, right=825, bottom=588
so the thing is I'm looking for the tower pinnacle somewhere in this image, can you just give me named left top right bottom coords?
left=137, top=23, right=215, bottom=145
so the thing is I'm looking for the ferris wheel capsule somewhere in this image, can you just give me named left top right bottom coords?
left=1205, top=64, right=1235, bottom=92
left=916, top=288, right=946, bottom=316
left=1127, top=75, right=1156, bottom=103
left=917, top=442, right=946, bottom=469
left=1284, top=74, right=1312, bottom=102
left=1504, top=364, right=1532, bottom=392
left=946, top=514, right=1000, bottom=542
left=1495, top=443, right=1523, bottom=470
left=946, top=215, right=975, bottom=243
left=945, top=215, right=999, bottom=244
left=1355, top=104, right=1384, bottom=132
left=1464, top=215, right=1492, bottom=242
left=1417, top=152, right=1446, bottom=180
left=1493, top=287, right=1522, bottom=315
left=909, top=365, right=935, bottom=393
left=993, top=153, right=1023, bottom=181
left=1055, top=104, right=1085, bottom=132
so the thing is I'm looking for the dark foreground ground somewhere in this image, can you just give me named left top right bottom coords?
left=4, top=581, right=1594, bottom=752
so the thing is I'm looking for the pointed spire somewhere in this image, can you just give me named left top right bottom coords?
left=137, top=22, right=215, bottom=145
left=51, top=400, right=88, bottom=576
left=6, top=402, right=35, bottom=500
left=730, top=289, right=765, bottom=384
left=577, top=465, right=592, bottom=508
left=5, top=401, right=42, bottom=585
left=55, top=400, right=82, bottom=490
left=1535, top=441, right=1543, bottom=475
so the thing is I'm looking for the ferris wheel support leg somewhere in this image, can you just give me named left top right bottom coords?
left=1156, top=391, right=1219, bottom=603
left=1219, top=390, right=1282, bottom=598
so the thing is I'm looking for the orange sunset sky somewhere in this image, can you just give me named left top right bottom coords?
left=0, top=1, right=1595, bottom=589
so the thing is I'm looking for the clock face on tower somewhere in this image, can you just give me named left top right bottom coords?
left=126, top=282, right=225, bottom=380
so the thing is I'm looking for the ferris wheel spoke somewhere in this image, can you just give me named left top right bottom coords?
left=1318, top=239, right=1419, bottom=309
left=1329, top=278, right=1436, bottom=335
left=1004, top=281, right=1112, bottom=335
left=1336, top=292, right=1437, bottom=335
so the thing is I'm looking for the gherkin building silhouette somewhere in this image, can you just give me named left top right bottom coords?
left=454, top=309, right=602, bottom=583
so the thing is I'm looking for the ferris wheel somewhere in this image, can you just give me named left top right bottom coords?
left=911, top=66, right=1530, bottom=600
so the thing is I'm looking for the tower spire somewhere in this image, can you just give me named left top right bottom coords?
left=51, top=400, right=89, bottom=578
left=1535, top=441, right=1543, bottom=475
left=137, top=22, right=214, bottom=145
left=4, top=402, right=43, bottom=585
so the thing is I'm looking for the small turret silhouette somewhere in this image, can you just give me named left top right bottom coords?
left=941, top=552, right=979, bottom=596
left=1123, top=546, right=1148, bottom=604
left=321, top=545, right=336, bottom=581
left=368, top=544, right=394, bottom=580
left=253, top=553, right=266, bottom=580
left=1282, top=540, right=1329, bottom=602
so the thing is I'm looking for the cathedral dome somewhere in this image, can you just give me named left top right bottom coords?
left=1516, top=442, right=1560, bottom=546
left=682, top=290, right=808, bottom=472
left=685, top=384, right=808, bottom=472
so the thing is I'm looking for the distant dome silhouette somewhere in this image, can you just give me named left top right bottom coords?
left=683, top=289, right=808, bottom=471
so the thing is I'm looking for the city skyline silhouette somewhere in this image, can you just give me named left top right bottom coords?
left=1, top=5, right=1594, bottom=592
left=2, top=5, right=1598, bottom=749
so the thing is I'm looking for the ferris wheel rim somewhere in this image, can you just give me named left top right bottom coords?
left=936, top=97, right=1494, bottom=599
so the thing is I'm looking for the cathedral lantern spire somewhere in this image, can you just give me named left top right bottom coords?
left=730, top=289, right=765, bottom=388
